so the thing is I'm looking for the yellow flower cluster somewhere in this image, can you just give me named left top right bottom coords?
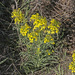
left=30, top=13, right=47, bottom=32
left=44, top=35, right=55, bottom=44
left=11, top=8, right=24, bottom=24
left=20, top=23, right=31, bottom=36
left=19, top=13, right=60, bottom=44
left=46, top=50, right=54, bottom=55
left=69, top=50, right=75, bottom=72
left=48, top=19, right=60, bottom=34
left=28, top=32, right=38, bottom=43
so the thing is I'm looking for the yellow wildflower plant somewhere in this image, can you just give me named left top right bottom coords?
left=11, top=8, right=24, bottom=24
left=20, top=23, right=31, bottom=36
left=11, top=7, right=61, bottom=73
left=69, top=50, right=75, bottom=73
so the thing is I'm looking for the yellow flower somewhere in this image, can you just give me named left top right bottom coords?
left=28, top=37, right=33, bottom=43
left=35, top=38, right=37, bottom=41
left=51, top=42, right=55, bottom=44
left=46, top=50, right=51, bottom=55
left=52, top=50, right=54, bottom=52
left=40, top=26, right=46, bottom=31
left=46, top=50, right=49, bottom=52
left=44, top=38, right=48, bottom=43
left=48, top=53, right=51, bottom=55
left=50, top=19, right=55, bottom=23
left=51, top=31, right=55, bottom=34
left=47, top=30, right=50, bottom=34
left=72, top=52, right=75, bottom=58
left=38, top=48, right=40, bottom=51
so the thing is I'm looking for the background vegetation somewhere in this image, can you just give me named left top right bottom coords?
left=0, top=0, right=75, bottom=75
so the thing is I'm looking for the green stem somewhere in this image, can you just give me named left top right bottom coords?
left=39, top=32, right=40, bottom=44
left=38, top=32, right=41, bottom=50
left=74, top=73, right=75, bottom=75
left=37, top=32, right=41, bottom=67
left=16, top=25, right=22, bottom=46
left=72, top=72, right=75, bottom=75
